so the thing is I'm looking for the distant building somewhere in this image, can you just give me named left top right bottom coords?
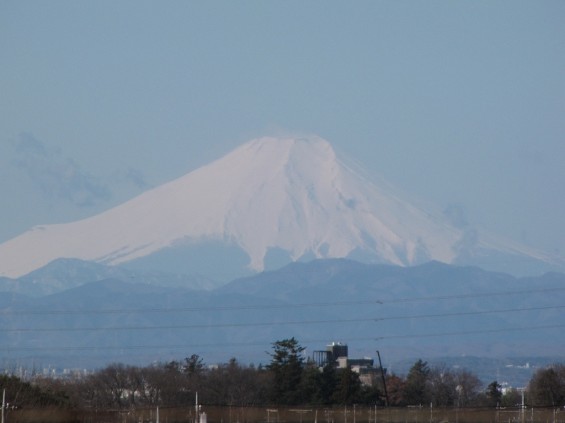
left=313, top=341, right=347, bottom=367
left=312, top=341, right=384, bottom=386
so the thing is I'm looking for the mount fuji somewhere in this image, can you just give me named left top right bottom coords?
left=0, top=136, right=557, bottom=280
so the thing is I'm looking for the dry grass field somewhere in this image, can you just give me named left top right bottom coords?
left=5, top=405, right=564, bottom=423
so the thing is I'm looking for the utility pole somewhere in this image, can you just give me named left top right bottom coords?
left=518, top=388, right=526, bottom=423
left=376, top=351, right=389, bottom=407
left=2, top=389, right=5, bottom=423
left=195, top=392, right=198, bottom=423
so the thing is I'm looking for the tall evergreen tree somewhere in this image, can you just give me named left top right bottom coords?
left=332, top=366, right=361, bottom=405
left=403, top=359, right=430, bottom=406
left=485, top=381, right=502, bottom=407
left=319, top=362, right=339, bottom=404
left=267, top=337, right=306, bottom=404
left=299, top=364, right=324, bottom=404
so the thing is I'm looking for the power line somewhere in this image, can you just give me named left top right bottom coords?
left=2, top=286, right=563, bottom=358
left=1, top=287, right=563, bottom=316
left=384, top=287, right=565, bottom=304
left=0, top=299, right=382, bottom=316
left=1, top=304, right=563, bottom=333
left=374, top=304, right=565, bottom=322
left=374, top=323, right=565, bottom=340
left=1, top=323, right=564, bottom=353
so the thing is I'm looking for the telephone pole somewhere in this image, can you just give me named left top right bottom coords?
left=2, top=389, right=6, bottom=423
left=376, top=351, right=389, bottom=407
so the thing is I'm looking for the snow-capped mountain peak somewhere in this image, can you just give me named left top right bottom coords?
left=0, top=135, right=555, bottom=279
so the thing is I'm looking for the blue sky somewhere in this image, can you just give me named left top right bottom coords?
left=1, top=1, right=564, bottom=259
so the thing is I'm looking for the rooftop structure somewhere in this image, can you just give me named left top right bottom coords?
left=312, top=342, right=385, bottom=387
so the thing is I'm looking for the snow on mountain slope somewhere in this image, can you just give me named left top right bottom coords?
left=0, top=136, right=551, bottom=278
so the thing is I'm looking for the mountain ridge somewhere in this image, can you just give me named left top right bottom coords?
left=0, top=257, right=219, bottom=296
left=1, top=258, right=563, bottom=379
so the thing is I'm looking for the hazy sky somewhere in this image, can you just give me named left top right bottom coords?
left=1, top=1, right=564, bottom=258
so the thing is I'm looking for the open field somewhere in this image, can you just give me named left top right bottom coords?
left=5, top=405, right=565, bottom=423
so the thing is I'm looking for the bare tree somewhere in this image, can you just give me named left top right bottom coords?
left=528, top=364, right=565, bottom=407
left=427, top=365, right=457, bottom=407
left=453, top=369, right=481, bottom=407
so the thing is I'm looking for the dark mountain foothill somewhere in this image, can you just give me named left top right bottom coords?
left=0, top=257, right=562, bottom=388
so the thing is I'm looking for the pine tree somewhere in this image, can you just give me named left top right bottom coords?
left=403, top=359, right=430, bottom=406
left=267, top=338, right=305, bottom=404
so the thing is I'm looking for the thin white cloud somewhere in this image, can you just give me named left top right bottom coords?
left=11, top=133, right=111, bottom=207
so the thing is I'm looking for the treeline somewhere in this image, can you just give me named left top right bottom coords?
left=0, top=374, right=72, bottom=408
left=2, top=339, right=565, bottom=411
